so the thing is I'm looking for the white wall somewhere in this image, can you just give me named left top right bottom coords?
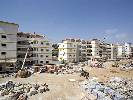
left=0, top=22, right=18, bottom=61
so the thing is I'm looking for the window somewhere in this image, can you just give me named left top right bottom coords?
left=40, top=55, right=43, bottom=57
left=41, top=49, right=44, bottom=51
left=46, top=61, right=49, bottom=64
left=46, top=55, right=49, bottom=57
left=1, top=52, right=6, bottom=55
left=1, top=44, right=6, bottom=47
left=1, top=35, right=6, bottom=38
left=46, top=43, right=49, bottom=45
left=33, top=40, right=38, bottom=44
left=17, top=48, right=21, bottom=50
left=34, top=48, right=36, bottom=51
left=41, top=42, right=43, bottom=45
left=46, top=49, right=49, bottom=52
left=40, top=61, right=43, bottom=63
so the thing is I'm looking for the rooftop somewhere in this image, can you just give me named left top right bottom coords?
left=0, top=20, right=19, bottom=26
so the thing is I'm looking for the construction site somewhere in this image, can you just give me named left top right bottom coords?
left=0, top=58, right=133, bottom=100
left=0, top=20, right=133, bottom=100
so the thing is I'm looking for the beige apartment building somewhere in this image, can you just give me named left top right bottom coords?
left=17, top=32, right=52, bottom=67
left=58, top=39, right=79, bottom=63
left=0, top=21, right=19, bottom=71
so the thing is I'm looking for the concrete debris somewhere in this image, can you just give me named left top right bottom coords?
left=0, top=73, right=15, bottom=79
left=119, top=62, right=133, bottom=70
left=80, top=77, right=133, bottom=100
left=42, top=63, right=85, bottom=75
left=0, top=81, right=49, bottom=100
left=15, top=69, right=31, bottom=78
left=112, top=61, right=133, bottom=70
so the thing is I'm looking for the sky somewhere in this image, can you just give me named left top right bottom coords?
left=0, top=0, right=133, bottom=43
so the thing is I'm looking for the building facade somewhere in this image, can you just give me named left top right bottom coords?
left=117, top=43, right=133, bottom=59
left=0, top=21, right=19, bottom=71
left=58, top=38, right=133, bottom=62
left=0, top=21, right=53, bottom=72
left=17, top=32, right=52, bottom=67
left=58, top=39, right=79, bottom=63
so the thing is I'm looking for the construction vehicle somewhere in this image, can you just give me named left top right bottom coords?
left=15, top=48, right=31, bottom=78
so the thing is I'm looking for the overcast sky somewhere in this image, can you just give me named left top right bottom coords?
left=0, top=0, right=133, bottom=43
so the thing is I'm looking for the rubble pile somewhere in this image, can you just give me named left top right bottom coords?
left=56, top=63, right=84, bottom=74
left=0, top=81, right=49, bottom=100
left=107, top=77, right=133, bottom=99
left=15, top=69, right=32, bottom=78
left=0, top=73, right=14, bottom=79
left=119, top=63, right=133, bottom=70
left=111, top=60, right=133, bottom=70
left=80, top=77, right=133, bottom=100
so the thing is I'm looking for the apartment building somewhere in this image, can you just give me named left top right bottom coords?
left=117, top=43, right=133, bottom=59
left=17, top=32, right=52, bottom=66
left=91, top=39, right=102, bottom=59
left=124, top=42, right=133, bottom=59
left=86, top=40, right=92, bottom=60
left=58, top=39, right=80, bottom=63
left=58, top=38, right=121, bottom=62
left=87, top=39, right=111, bottom=61
left=79, top=40, right=87, bottom=61
left=0, top=21, right=19, bottom=71
left=110, top=44, right=118, bottom=60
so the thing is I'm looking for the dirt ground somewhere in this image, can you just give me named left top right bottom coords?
left=85, top=66, right=133, bottom=82
left=0, top=66, right=133, bottom=100
left=0, top=73, right=85, bottom=100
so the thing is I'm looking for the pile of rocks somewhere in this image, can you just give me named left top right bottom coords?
left=107, top=77, right=133, bottom=99
left=119, top=63, right=133, bottom=70
left=80, top=77, right=133, bottom=100
left=56, top=64, right=82, bottom=74
left=0, top=73, right=14, bottom=79
left=0, top=81, right=49, bottom=100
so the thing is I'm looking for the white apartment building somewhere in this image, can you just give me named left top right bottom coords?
left=124, top=42, right=133, bottom=58
left=91, top=39, right=102, bottom=58
left=0, top=21, right=19, bottom=71
left=79, top=40, right=87, bottom=61
left=117, top=45, right=124, bottom=59
left=58, top=38, right=120, bottom=62
left=17, top=32, right=52, bottom=67
left=110, top=44, right=118, bottom=60
left=58, top=39, right=79, bottom=63
left=86, top=40, right=92, bottom=60
left=117, top=43, right=133, bottom=59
